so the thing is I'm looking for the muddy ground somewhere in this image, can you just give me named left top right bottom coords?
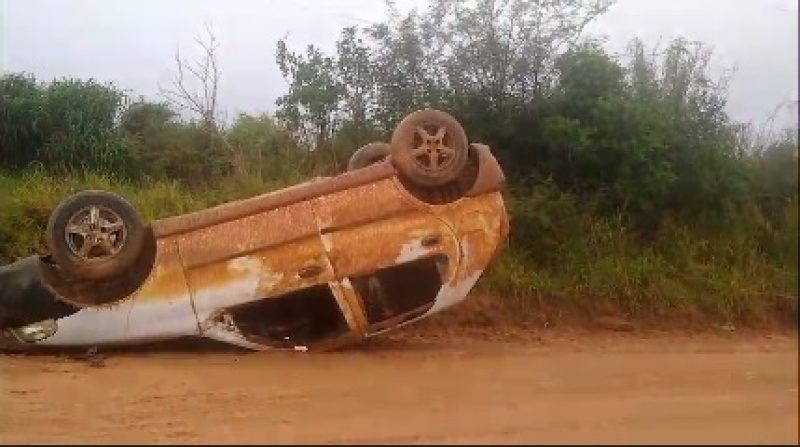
left=0, top=328, right=797, bottom=444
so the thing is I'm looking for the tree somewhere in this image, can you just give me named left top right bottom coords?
left=365, top=9, right=450, bottom=128
left=156, top=23, right=234, bottom=183
left=336, top=26, right=377, bottom=144
left=0, top=74, right=127, bottom=173
left=540, top=37, right=748, bottom=231
left=275, top=40, right=344, bottom=165
left=393, top=0, right=616, bottom=105
left=160, top=23, right=222, bottom=131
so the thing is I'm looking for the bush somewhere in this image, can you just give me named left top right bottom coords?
left=0, top=74, right=128, bottom=173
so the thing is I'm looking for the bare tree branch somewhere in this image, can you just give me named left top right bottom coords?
left=159, top=23, right=221, bottom=131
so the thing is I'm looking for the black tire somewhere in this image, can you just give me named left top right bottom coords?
left=347, top=142, right=391, bottom=171
left=390, top=109, right=469, bottom=187
left=45, top=190, right=145, bottom=281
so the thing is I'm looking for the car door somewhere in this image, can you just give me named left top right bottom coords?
left=176, top=199, right=337, bottom=320
left=312, top=176, right=461, bottom=332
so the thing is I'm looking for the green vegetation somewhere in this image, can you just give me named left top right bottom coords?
left=1, top=0, right=796, bottom=326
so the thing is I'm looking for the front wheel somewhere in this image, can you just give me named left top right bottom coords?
left=390, top=109, right=469, bottom=188
left=45, top=190, right=146, bottom=281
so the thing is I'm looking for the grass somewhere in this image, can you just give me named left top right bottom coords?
left=1, top=169, right=796, bottom=328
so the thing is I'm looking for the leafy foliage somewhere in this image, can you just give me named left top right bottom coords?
left=0, top=74, right=128, bottom=173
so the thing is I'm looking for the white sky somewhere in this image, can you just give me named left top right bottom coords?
left=1, top=0, right=797, bottom=130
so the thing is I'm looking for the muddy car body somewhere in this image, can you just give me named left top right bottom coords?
left=1, top=110, right=509, bottom=351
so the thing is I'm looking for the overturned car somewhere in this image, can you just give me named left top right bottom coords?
left=0, top=109, right=509, bottom=352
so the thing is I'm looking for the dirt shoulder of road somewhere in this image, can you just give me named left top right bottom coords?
left=1, top=326, right=797, bottom=444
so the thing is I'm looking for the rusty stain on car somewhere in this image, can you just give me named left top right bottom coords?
left=134, top=239, right=191, bottom=302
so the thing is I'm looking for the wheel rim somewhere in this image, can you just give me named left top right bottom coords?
left=410, top=123, right=457, bottom=172
left=64, top=205, right=127, bottom=262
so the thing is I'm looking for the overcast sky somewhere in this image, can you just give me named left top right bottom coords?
left=1, top=0, right=797, bottom=131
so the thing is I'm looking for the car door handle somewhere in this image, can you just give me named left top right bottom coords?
left=421, top=233, right=441, bottom=247
left=298, top=264, right=323, bottom=279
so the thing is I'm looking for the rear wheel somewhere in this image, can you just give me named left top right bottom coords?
left=390, top=109, right=469, bottom=188
left=45, top=190, right=146, bottom=281
left=347, top=142, right=391, bottom=171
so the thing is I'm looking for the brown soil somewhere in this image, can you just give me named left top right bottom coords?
left=0, top=328, right=797, bottom=444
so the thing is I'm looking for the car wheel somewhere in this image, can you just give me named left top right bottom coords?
left=347, top=142, right=391, bottom=171
left=45, top=190, right=146, bottom=281
left=390, top=109, right=469, bottom=188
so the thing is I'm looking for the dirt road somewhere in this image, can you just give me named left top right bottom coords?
left=1, top=330, right=797, bottom=444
